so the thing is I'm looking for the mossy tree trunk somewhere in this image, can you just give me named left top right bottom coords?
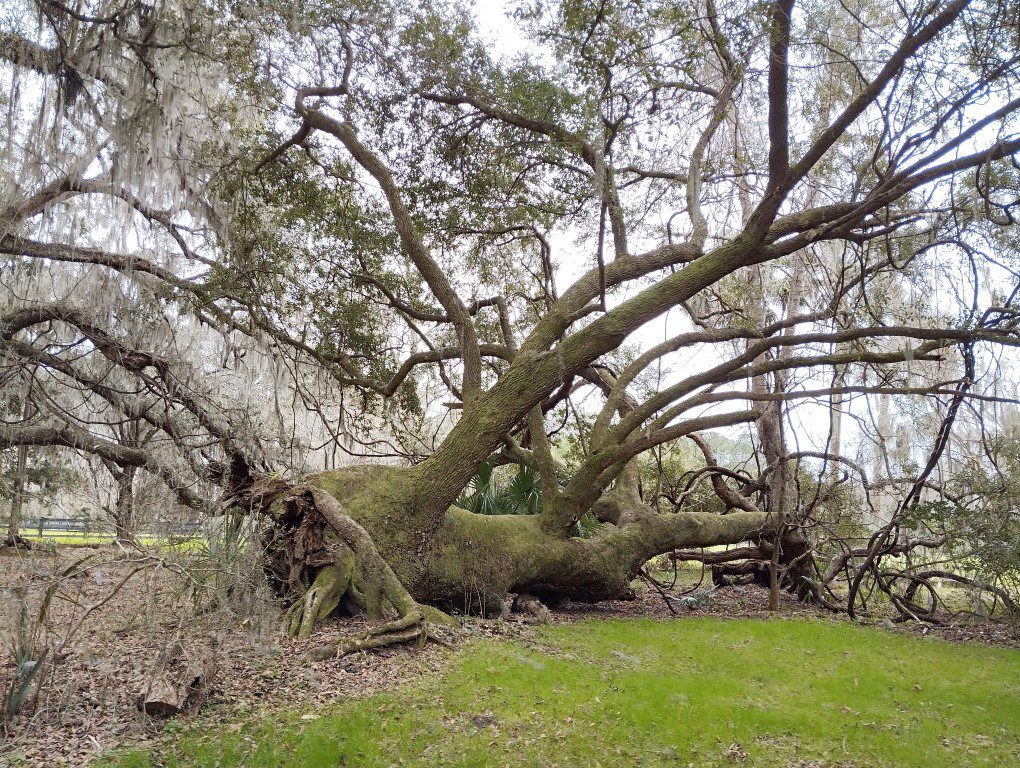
left=253, top=464, right=767, bottom=641
left=5, top=442, right=28, bottom=545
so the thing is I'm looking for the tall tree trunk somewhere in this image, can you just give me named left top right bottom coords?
left=6, top=386, right=34, bottom=542
left=114, top=465, right=136, bottom=543
left=873, top=390, right=893, bottom=528
left=7, top=443, right=28, bottom=540
left=751, top=255, right=812, bottom=611
left=828, top=366, right=845, bottom=487
left=756, top=399, right=794, bottom=611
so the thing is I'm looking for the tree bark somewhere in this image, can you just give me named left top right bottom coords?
left=6, top=443, right=28, bottom=541
left=255, top=465, right=767, bottom=631
left=749, top=257, right=813, bottom=610
left=141, top=639, right=217, bottom=718
left=6, top=384, right=34, bottom=543
left=114, top=465, right=136, bottom=544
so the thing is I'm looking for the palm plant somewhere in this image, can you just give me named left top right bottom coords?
left=456, top=461, right=543, bottom=516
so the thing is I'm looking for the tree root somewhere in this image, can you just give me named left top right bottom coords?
left=2, top=534, right=35, bottom=551
left=285, top=562, right=352, bottom=640
left=284, top=484, right=458, bottom=658
left=306, top=605, right=462, bottom=659
left=307, top=612, right=430, bottom=661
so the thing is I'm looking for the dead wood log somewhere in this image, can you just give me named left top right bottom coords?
left=141, top=639, right=218, bottom=717
left=711, top=560, right=772, bottom=588
left=1, top=534, right=35, bottom=550
left=511, top=593, right=552, bottom=623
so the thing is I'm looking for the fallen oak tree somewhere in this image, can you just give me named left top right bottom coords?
left=249, top=465, right=768, bottom=648
left=1, top=0, right=1019, bottom=651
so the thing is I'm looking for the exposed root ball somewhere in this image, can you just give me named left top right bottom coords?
left=265, top=484, right=437, bottom=655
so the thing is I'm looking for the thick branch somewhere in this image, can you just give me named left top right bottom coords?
left=303, top=110, right=483, bottom=400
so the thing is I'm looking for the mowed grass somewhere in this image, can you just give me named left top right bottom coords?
left=102, top=617, right=1019, bottom=768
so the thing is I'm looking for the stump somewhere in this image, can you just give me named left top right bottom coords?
left=141, top=639, right=218, bottom=717
left=1, top=534, right=34, bottom=550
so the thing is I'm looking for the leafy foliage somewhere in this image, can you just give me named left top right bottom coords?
left=456, top=460, right=542, bottom=516
left=914, top=431, right=1020, bottom=586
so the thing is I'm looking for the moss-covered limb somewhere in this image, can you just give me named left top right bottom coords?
left=286, top=483, right=431, bottom=655
left=409, top=505, right=768, bottom=611
left=296, top=484, right=420, bottom=614
left=410, top=236, right=766, bottom=524
left=544, top=412, right=761, bottom=535
left=305, top=466, right=764, bottom=608
left=528, top=406, right=566, bottom=534
left=606, top=508, right=768, bottom=564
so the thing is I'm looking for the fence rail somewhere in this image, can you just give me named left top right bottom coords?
left=18, top=516, right=201, bottom=539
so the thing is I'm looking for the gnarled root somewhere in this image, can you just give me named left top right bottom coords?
left=285, top=561, right=352, bottom=640
left=310, top=609, right=429, bottom=660
left=283, top=485, right=450, bottom=658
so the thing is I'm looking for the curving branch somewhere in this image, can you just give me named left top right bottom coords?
left=303, top=109, right=484, bottom=401
left=0, top=423, right=209, bottom=510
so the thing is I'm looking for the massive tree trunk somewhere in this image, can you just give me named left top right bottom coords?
left=252, top=464, right=766, bottom=638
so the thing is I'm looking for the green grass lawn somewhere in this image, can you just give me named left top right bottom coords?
left=101, top=617, right=1019, bottom=768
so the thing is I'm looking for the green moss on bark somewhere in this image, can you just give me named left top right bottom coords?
left=267, top=465, right=766, bottom=629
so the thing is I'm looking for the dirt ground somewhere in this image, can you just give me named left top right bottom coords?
left=1, top=546, right=1017, bottom=766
